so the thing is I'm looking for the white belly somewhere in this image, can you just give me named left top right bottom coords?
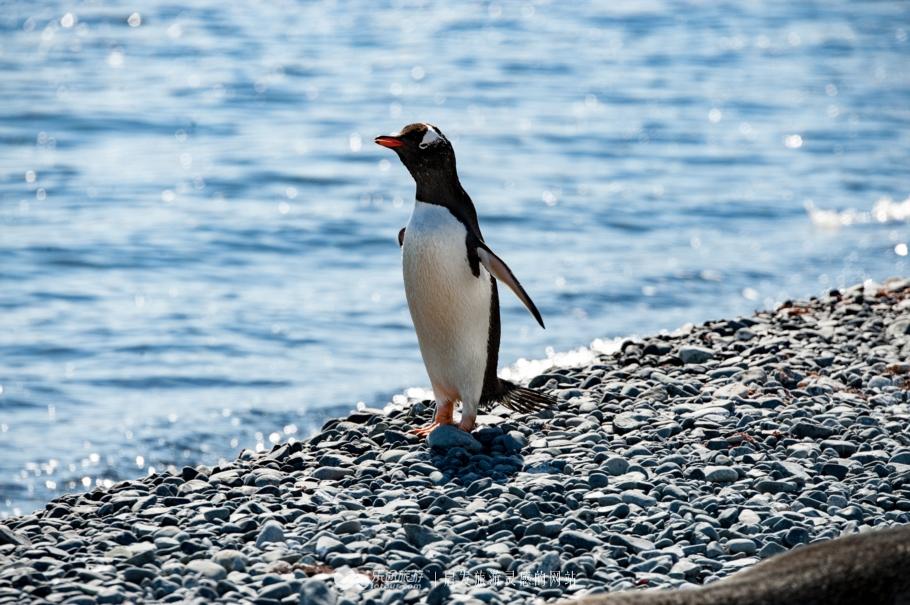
left=402, top=202, right=492, bottom=406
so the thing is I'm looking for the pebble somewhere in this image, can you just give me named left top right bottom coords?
left=603, top=456, right=630, bottom=476
left=820, top=440, right=859, bottom=457
left=678, top=346, right=714, bottom=364
left=186, top=559, right=227, bottom=581
left=790, top=421, right=837, bottom=439
left=256, top=520, right=285, bottom=547
left=212, top=549, right=247, bottom=572
left=4, top=280, right=910, bottom=604
left=622, top=490, right=657, bottom=508
left=313, top=466, right=352, bottom=481
left=0, top=527, right=30, bottom=547
left=403, top=523, right=441, bottom=548
left=336, top=520, right=362, bottom=535
left=299, top=579, right=337, bottom=605
left=315, top=536, right=347, bottom=556
left=727, top=539, right=757, bottom=555
left=559, top=530, right=603, bottom=551
left=820, top=463, right=849, bottom=480
left=705, top=467, right=739, bottom=483
left=426, top=425, right=482, bottom=452
left=755, top=480, right=798, bottom=494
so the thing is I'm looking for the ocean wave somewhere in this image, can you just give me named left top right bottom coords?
left=806, top=196, right=910, bottom=228
left=380, top=337, right=629, bottom=414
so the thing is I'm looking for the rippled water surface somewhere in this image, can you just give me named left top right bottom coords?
left=2, top=1, right=909, bottom=516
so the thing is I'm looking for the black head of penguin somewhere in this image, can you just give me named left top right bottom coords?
left=375, top=123, right=457, bottom=190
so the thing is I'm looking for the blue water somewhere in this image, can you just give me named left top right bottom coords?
left=1, top=1, right=908, bottom=516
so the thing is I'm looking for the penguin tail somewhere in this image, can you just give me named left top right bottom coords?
left=496, top=379, right=556, bottom=414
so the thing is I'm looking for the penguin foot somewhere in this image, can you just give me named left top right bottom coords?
left=457, top=419, right=476, bottom=433
left=411, top=400, right=455, bottom=437
left=410, top=422, right=449, bottom=437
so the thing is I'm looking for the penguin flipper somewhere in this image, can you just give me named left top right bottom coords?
left=476, top=245, right=545, bottom=329
left=398, top=227, right=406, bottom=247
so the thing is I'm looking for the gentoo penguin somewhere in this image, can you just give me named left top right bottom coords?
left=375, top=122, right=554, bottom=435
left=567, top=524, right=910, bottom=605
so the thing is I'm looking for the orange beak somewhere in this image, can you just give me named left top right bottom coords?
left=375, top=135, right=405, bottom=149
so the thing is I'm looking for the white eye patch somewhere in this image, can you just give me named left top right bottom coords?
left=419, top=125, right=444, bottom=149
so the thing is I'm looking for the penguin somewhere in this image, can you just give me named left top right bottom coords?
left=566, top=524, right=910, bottom=605
left=375, top=122, right=554, bottom=435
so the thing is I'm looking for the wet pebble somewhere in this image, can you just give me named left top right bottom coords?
left=4, top=280, right=910, bottom=604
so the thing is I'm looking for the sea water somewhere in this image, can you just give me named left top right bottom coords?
left=1, top=1, right=908, bottom=515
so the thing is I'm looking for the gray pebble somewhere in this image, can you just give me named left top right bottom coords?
left=312, top=466, right=352, bottom=481
left=727, top=539, right=757, bottom=555
left=426, top=425, right=482, bottom=452
left=335, top=520, right=362, bottom=535
left=186, top=559, right=227, bottom=580
left=299, top=578, right=337, bottom=605
left=212, top=549, right=247, bottom=572
left=256, top=520, right=285, bottom=548
left=559, top=530, right=603, bottom=551
left=678, top=346, right=714, bottom=364
left=14, top=280, right=910, bottom=605
left=705, top=467, right=738, bottom=483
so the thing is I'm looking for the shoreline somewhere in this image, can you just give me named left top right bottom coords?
left=2, top=278, right=909, bottom=604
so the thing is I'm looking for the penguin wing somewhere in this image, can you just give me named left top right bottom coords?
left=398, top=227, right=405, bottom=247
left=476, top=245, right=545, bottom=329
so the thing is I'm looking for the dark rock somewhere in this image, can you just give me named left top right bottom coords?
left=0, top=526, right=31, bottom=547
left=404, top=524, right=441, bottom=548
left=298, top=578, right=336, bottom=605
left=820, top=440, right=859, bottom=457
left=790, top=422, right=837, bottom=439
left=426, top=425, right=482, bottom=452
left=678, top=346, right=714, bottom=364
left=559, top=530, right=603, bottom=551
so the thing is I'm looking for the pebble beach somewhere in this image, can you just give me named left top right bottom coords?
left=2, top=278, right=909, bottom=605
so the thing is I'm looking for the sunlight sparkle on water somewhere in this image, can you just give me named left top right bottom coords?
left=107, top=51, right=124, bottom=68
left=784, top=134, right=803, bottom=149
left=806, top=197, right=910, bottom=228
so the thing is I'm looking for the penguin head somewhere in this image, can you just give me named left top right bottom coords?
left=375, top=123, right=455, bottom=180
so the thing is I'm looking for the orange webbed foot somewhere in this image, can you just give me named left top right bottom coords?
left=457, top=419, right=476, bottom=433
left=410, top=422, right=442, bottom=437
left=411, top=400, right=455, bottom=438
